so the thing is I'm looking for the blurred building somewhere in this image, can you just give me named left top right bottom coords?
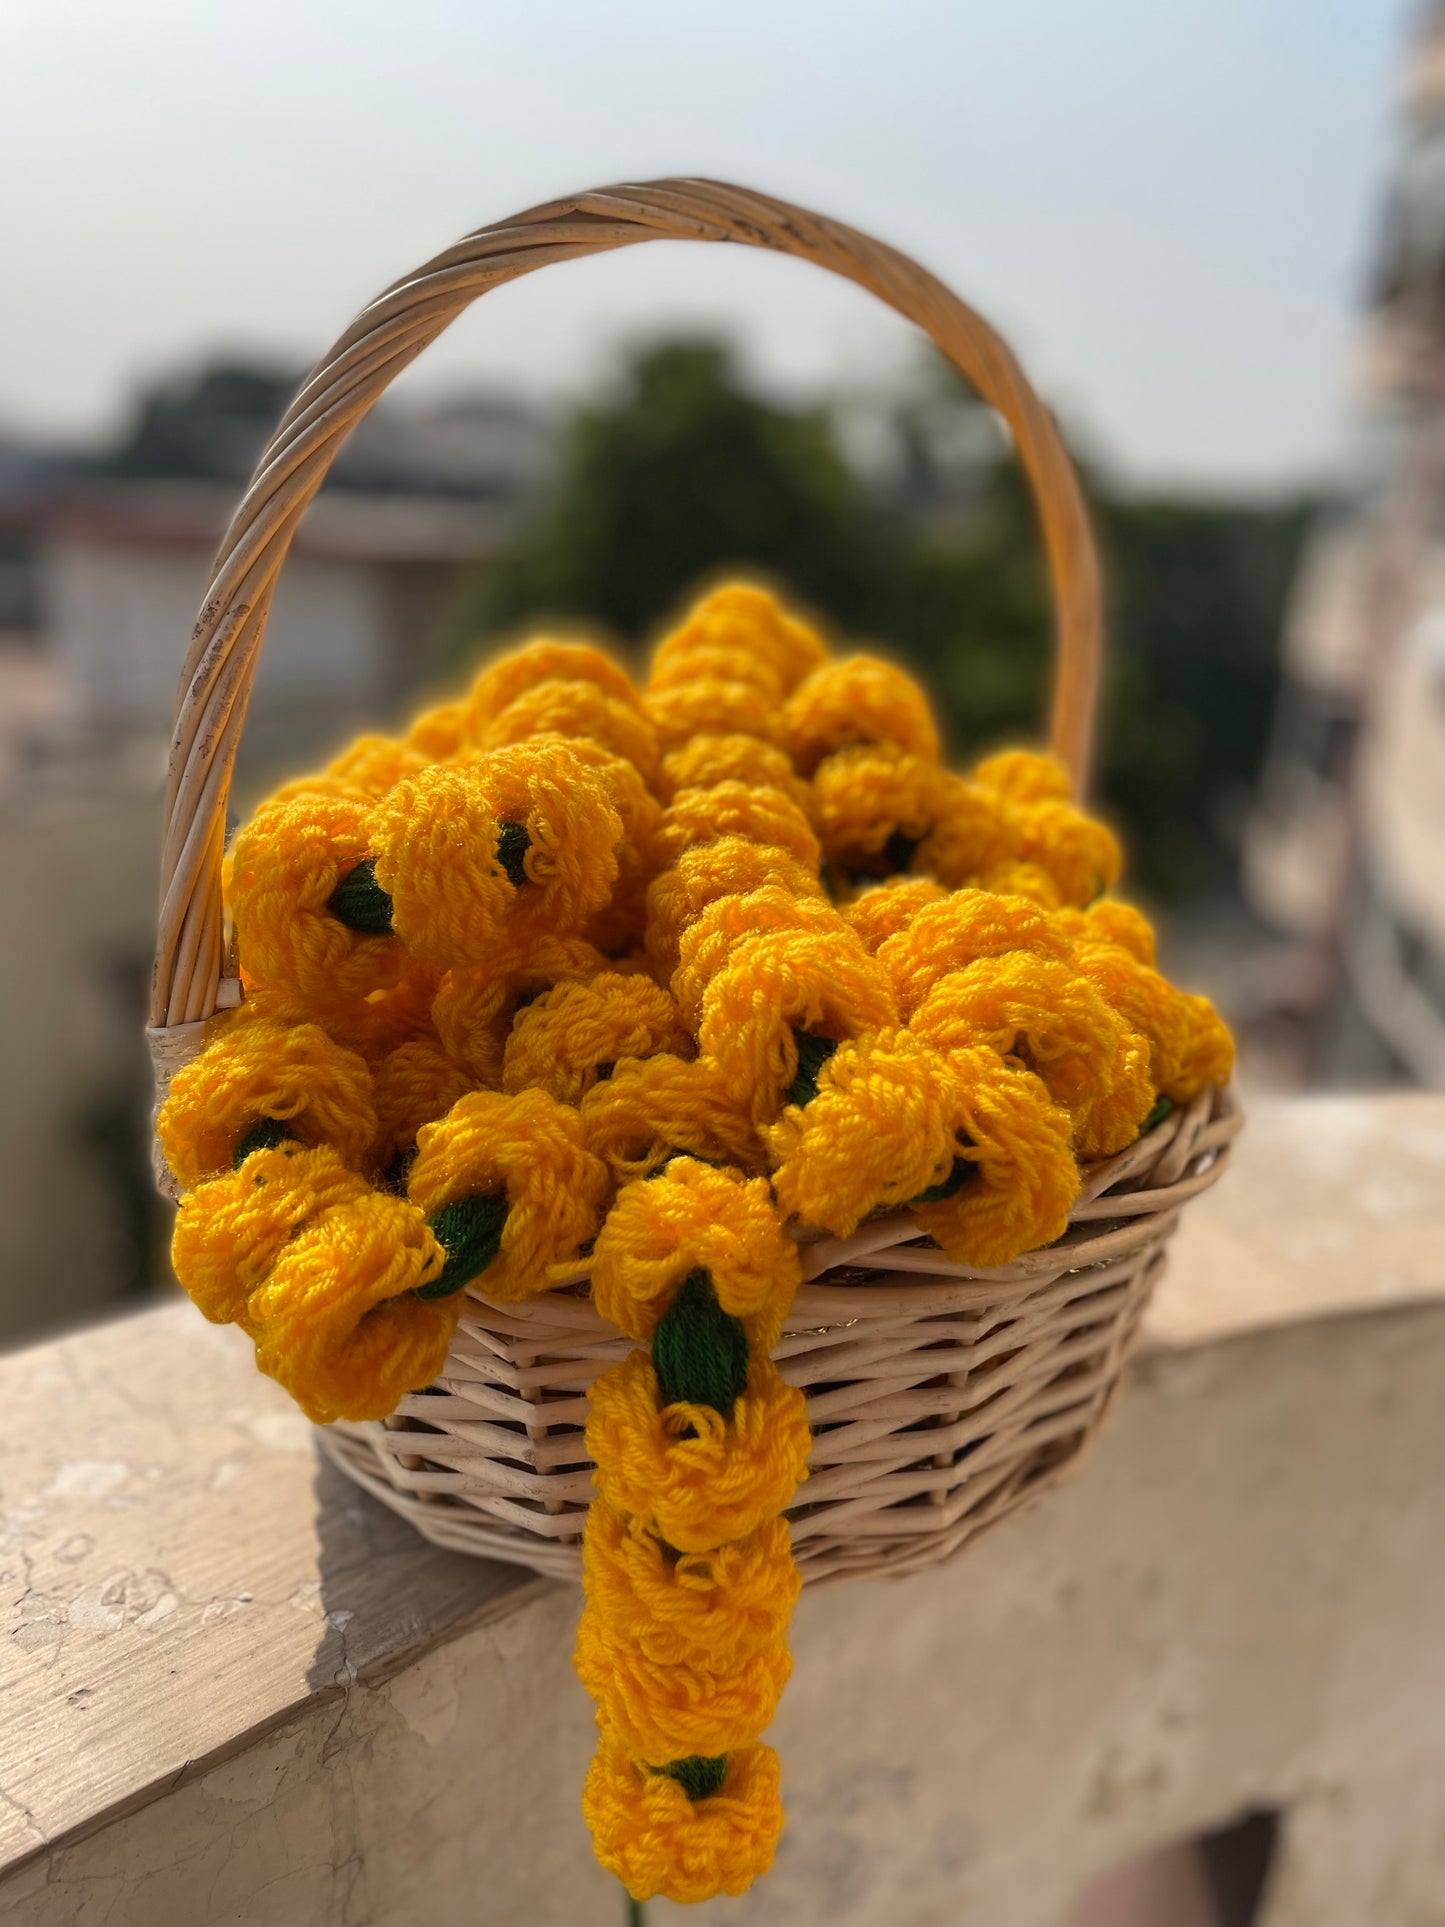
left=0, top=364, right=542, bottom=1343
left=1244, top=2, right=1445, bottom=1088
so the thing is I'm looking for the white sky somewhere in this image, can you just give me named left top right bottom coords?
left=0, top=0, right=1411, bottom=491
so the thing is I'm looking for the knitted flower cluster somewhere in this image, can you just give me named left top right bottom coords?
left=157, top=579, right=1233, bottom=1904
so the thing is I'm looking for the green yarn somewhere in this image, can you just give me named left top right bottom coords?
left=232, top=1117, right=296, bottom=1167
left=496, top=819, right=531, bottom=887
left=657, top=1754, right=729, bottom=1801
left=912, top=1154, right=977, bottom=1205
left=418, top=1191, right=509, bottom=1299
left=786, top=1028, right=838, bottom=1109
left=1141, top=1094, right=1174, bottom=1136
left=651, top=1268, right=749, bottom=1413
left=325, top=857, right=394, bottom=935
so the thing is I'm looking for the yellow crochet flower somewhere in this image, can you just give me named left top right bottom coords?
left=654, top=783, right=821, bottom=873
left=768, top=1031, right=1080, bottom=1264
left=580, top=1054, right=765, bottom=1184
left=272, top=734, right=427, bottom=806
left=590, top=1157, right=801, bottom=1349
left=971, top=747, right=1072, bottom=805
left=158, top=1017, right=377, bottom=1189
left=576, top=1591, right=791, bottom=1763
left=659, top=732, right=816, bottom=818
left=644, top=676, right=786, bottom=753
left=405, top=699, right=470, bottom=761
left=908, top=952, right=1155, bottom=1159
left=783, top=654, right=940, bottom=775
left=1069, top=939, right=1234, bottom=1103
left=841, top=875, right=949, bottom=952
left=407, top=1087, right=611, bottom=1302
left=248, top=1189, right=455, bottom=1424
left=672, top=887, right=850, bottom=1032
left=227, top=794, right=406, bottom=1009
left=876, top=889, right=1074, bottom=1018
left=810, top=742, right=942, bottom=880
left=480, top=679, right=662, bottom=788
left=371, top=743, right=623, bottom=966
left=368, top=1039, right=473, bottom=1169
left=1051, top=899, right=1157, bottom=966
left=911, top=1046, right=1080, bottom=1266
left=652, top=581, right=827, bottom=696
left=580, top=1507, right=799, bottom=1681
left=644, top=838, right=826, bottom=981
left=547, top=736, right=664, bottom=955
left=239, top=961, right=442, bottom=1064
left=910, top=773, right=1025, bottom=892
left=766, top=1026, right=966, bottom=1235
left=501, top=971, right=691, bottom=1105
left=432, top=935, right=609, bottom=1086
left=582, top=1735, right=783, bottom=1904
left=698, top=926, right=898, bottom=1127
left=586, top=1350, right=810, bottom=1555
left=649, top=638, right=784, bottom=703
left=171, top=1142, right=369, bottom=1331
left=466, top=636, right=641, bottom=734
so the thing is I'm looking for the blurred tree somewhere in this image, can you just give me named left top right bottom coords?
left=466, top=340, right=897, bottom=645
left=455, top=338, right=1311, bottom=903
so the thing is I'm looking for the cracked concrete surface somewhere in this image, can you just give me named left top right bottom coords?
left=0, top=1094, right=1442, bottom=1925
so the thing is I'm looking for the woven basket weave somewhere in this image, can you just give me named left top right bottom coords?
left=148, top=179, right=1236, bottom=1587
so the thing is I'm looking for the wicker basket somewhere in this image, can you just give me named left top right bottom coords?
left=148, top=179, right=1238, bottom=1587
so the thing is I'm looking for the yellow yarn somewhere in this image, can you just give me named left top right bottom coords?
left=407, top=1087, right=611, bottom=1301
left=581, top=1507, right=799, bottom=1683
left=369, top=1039, right=473, bottom=1166
left=466, top=636, right=641, bottom=732
left=876, top=889, right=1074, bottom=1018
left=766, top=1026, right=969, bottom=1236
left=644, top=676, right=786, bottom=753
left=1069, top=939, right=1234, bottom=1103
left=911, top=773, right=1026, bottom=893
left=405, top=699, right=471, bottom=761
left=908, top=952, right=1155, bottom=1159
left=1011, top=798, right=1122, bottom=908
left=811, top=742, right=942, bottom=876
left=658, top=733, right=815, bottom=818
left=432, top=936, right=609, bottom=1085
left=842, top=875, right=949, bottom=952
left=502, top=972, right=691, bottom=1105
left=698, top=926, right=898, bottom=1126
left=546, top=736, right=664, bottom=955
left=158, top=1016, right=377, bottom=1189
left=582, top=1735, right=783, bottom=1904
left=648, top=639, right=784, bottom=703
left=654, top=782, right=821, bottom=873
left=580, top=1054, right=765, bottom=1183
left=653, top=582, right=827, bottom=696
left=171, top=1142, right=369, bottom=1332
left=769, top=1033, right=1080, bottom=1263
left=481, top=678, right=663, bottom=787
left=228, top=794, right=405, bottom=1008
left=911, top=1047, right=1080, bottom=1266
left=590, top=1156, right=801, bottom=1348
left=643, top=837, right=826, bottom=982
left=1051, top=899, right=1158, bottom=966
left=272, top=734, right=427, bottom=805
left=971, top=747, right=1071, bottom=805
left=248, top=1189, right=455, bottom=1424
left=576, top=1595, right=791, bottom=1763
left=672, top=887, right=850, bottom=1032
left=371, top=744, right=623, bottom=966
left=783, top=654, right=940, bottom=776
left=586, top=1349, right=810, bottom=1555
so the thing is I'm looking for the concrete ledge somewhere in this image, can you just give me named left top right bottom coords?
left=1, top=1093, right=1442, bottom=1926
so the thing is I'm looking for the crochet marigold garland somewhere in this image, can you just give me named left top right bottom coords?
left=157, top=579, right=1234, bottom=1905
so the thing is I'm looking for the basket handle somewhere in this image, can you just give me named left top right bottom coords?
left=152, top=178, right=1102, bottom=1030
